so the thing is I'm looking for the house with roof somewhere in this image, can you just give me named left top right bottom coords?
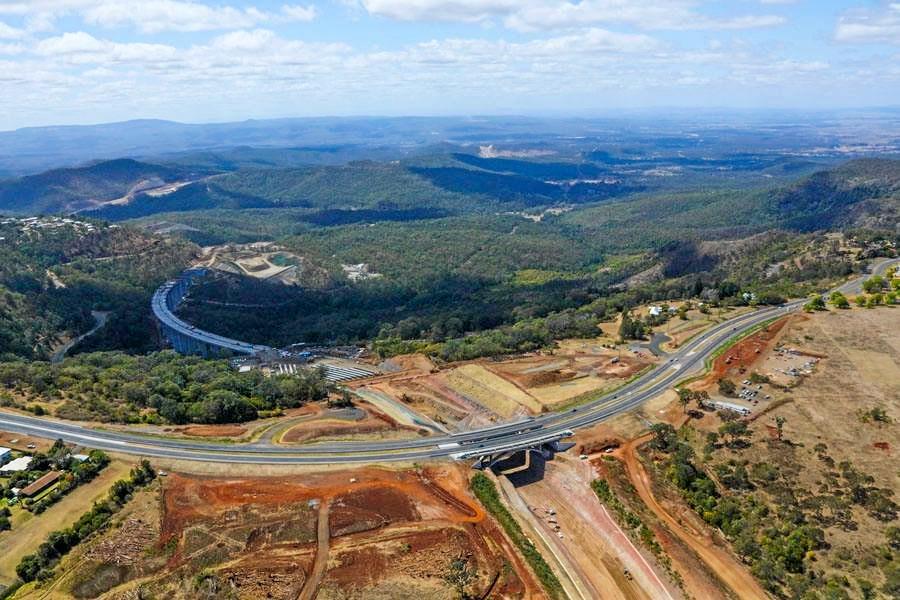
left=0, top=456, right=32, bottom=475
left=19, top=471, right=61, bottom=497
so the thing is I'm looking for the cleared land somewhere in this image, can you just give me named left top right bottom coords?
left=278, top=400, right=426, bottom=444
left=353, top=338, right=654, bottom=431
left=444, top=364, right=543, bottom=417
left=579, top=305, right=899, bottom=600
left=12, top=465, right=545, bottom=599
left=197, top=242, right=329, bottom=287
left=509, top=455, right=677, bottom=600
left=489, top=340, right=652, bottom=408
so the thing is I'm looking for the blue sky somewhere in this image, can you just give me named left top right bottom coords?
left=0, top=0, right=898, bottom=129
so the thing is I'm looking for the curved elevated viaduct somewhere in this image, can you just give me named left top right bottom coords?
left=152, top=268, right=272, bottom=358
left=5, top=257, right=869, bottom=464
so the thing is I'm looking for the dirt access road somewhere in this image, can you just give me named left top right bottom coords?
left=50, top=310, right=109, bottom=364
left=506, top=455, right=676, bottom=600
left=298, top=500, right=330, bottom=600
left=619, top=436, right=768, bottom=600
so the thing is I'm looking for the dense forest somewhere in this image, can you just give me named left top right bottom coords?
left=1, top=158, right=897, bottom=364
left=0, top=351, right=329, bottom=424
left=177, top=199, right=880, bottom=352
left=0, top=219, right=196, bottom=360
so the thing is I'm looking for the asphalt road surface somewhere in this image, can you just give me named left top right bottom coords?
left=0, top=259, right=895, bottom=465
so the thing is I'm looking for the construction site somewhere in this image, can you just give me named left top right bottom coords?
left=12, top=465, right=544, bottom=600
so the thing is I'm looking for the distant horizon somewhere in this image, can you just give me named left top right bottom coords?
left=2, top=1, right=899, bottom=130
left=6, top=106, right=900, bottom=134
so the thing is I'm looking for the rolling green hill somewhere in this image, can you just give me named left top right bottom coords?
left=0, top=218, right=196, bottom=360
left=171, top=158, right=898, bottom=349
left=771, top=158, right=900, bottom=232
left=0, top=159, right=203, bottom=215
left=1, top=156, right=896, bottom=358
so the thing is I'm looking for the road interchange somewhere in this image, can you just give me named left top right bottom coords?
left=0, top=259, right=895, bottom=465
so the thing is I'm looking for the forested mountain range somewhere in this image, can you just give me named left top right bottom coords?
left=3, top=111, right=886, bottom=177
left=175, top=159, right=900, bottom=348
left=0, top=145, right=841, bottom=222
left=0, top=159, right=204, bottom=215
left=0, top=154, right=896, bottom=360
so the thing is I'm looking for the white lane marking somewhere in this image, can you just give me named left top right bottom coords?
left=0, top=420, right=131, bottom=446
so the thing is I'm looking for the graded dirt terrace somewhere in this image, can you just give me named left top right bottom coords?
left=15, top=465, right=545, bottom=599
left=354, top=337, right=655, bottom=431
left=277, top=401, right=426, bottom=444
left=490, top=339, right=652, bottom=408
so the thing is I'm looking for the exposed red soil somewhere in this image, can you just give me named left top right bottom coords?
left=706, top=316, right=793, bottom=382
left=382, top=353, right=438, bottom=373
left=279, top=401, right=425, bottom=444
left=613, top=435, right=769, bottom=600
left=591, top=447, right=726, bottom=600
left=156, top=465, right=544, bottom=598
left=286, top=403, right=324, bottom=417
left=161, top=466, right=484, bottom=544
left=0, top=429, right=53, bottom=452
left=165, top=424, right=248, bottom=437
left=218, top=549, right=314, bottom=598
left=574, top=422, right=627, bottom=455
left=325, top=525, right=470, bottom=583
left=324, top=521, right=533, bottom=598
left=492, top=352, right=648, bottom=390
left=517, top=368, right=579, bottom=387
left=594, top=356, right=649, bottom=379
left=280, top=419, right=385, bottom=443
left=330, top=486, right=420, bottom=536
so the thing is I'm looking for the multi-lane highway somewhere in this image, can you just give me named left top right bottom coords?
left=0, top=259, right=895, bottom=465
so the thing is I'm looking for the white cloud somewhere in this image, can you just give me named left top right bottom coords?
left=83, top=1, right=265, bottom=33
left=504, top=2, right=785, bottom=32
left=0, top=41, right=22, bottom=53
left=835, top=3, right=900, bottom=45
left=280, top=4, right=317, bottom=22
left=0, top=5, right=892, bottom=128
left=359, top=0, right=786, bottom=31
left=35, top=31, right=178, bottom=64
left=0, top=0, right=318, bottom=33
left=359, top=0, right=517, bottom=23
left=0, top=19, right=24, bottom=38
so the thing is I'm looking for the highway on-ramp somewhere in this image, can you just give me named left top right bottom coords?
left=0, top=259, right=895, bottom=465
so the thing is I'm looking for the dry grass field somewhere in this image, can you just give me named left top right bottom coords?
left=0, top=460, right=132, bottom=588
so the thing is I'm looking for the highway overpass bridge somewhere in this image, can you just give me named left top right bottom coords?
left=151, top=269, right=379, bottom=383
left=450, top=429, right=575, bottom=471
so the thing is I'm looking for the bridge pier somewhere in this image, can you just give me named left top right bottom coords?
left=152, top=268, right=271, bottom=359
left=456, top=430, right=575, bottom=473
